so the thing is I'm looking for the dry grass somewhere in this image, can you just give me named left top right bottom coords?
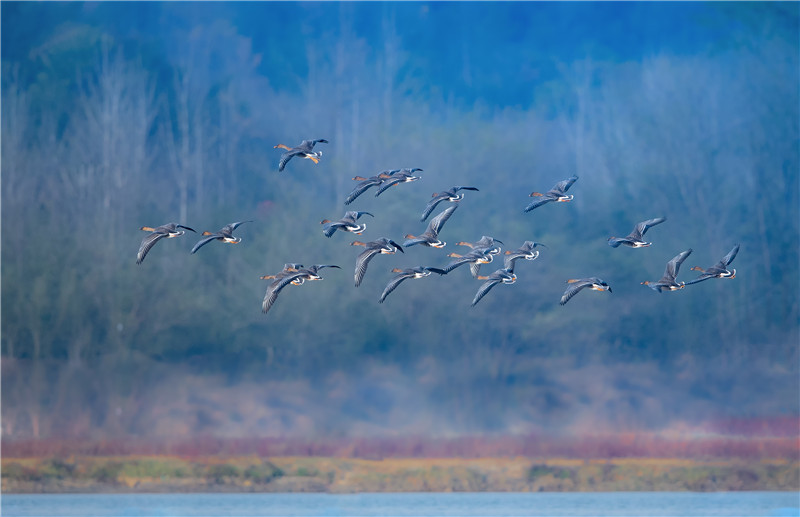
left=3, top=454, right=798, bottom=493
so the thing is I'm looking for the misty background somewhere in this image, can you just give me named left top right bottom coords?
left=2, top=2, right=798, bottom=442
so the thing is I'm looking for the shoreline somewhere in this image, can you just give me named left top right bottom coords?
left=3, top=456, right=797, bottom=494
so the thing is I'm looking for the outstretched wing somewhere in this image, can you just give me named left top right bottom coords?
left=524, top=197, right=553, bottom=213
left=345, top=180, right=380, bottom=205
left=190, top=233, right=220, bottom=254
left=322, top=221, right=346, bottom=238
left=403, top=237, right=427, bottom=247
left=471, top=278, right=501, bottom=307
left=559, top=280, right=591, bottom=306
left=503, top=253, right=529, bottom=272
left=374, top=177, right=404, bottom=197
left=379, top=273, right=412, bottom=303
left=262, top=277, right=291, bottom=314
left=607, top=237, right=627, bottom=248
left=555, top=175, right=579, bottom=194
left=222, top=221, right=252, bottom=233
left=354, top=249, right=381, bottom=287
left=428, top=204, right=458, bottom=236
left=664, top=249, right=693, bottom=282
left=443, top=256, right=472, bottom=274
left=137, top=232, right=168, bottom=264
left=278, top=150, right=301, bottom=172
left=632, top=217, right=666, bottom=240
left=420, top=195, right=447, bottom=222
left=684, top=274, right=715, bottom=286
left=469, top=262, right=482, bottom=278
left=721, top=244, right=740, bottom=267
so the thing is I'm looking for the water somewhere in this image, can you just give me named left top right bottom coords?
left=2, top=492, right=798, bottom=517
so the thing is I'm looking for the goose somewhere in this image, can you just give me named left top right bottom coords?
left=471, top=267, right=517, bottom=307
left=420, top=186, right=479, bottom=222
left=321, top=211, right=374, bottom=238
left=351, top=238, right=404, bottom=287
left=524, top=175, right=578, bottom=213
left=403, top=205, right=458, bottom=249
left=559, top=277, right=612, bottom=305
left=379, top=266, right=447, bottom=303
left=374, top=168, right=422, bottom=197
left=190, top=221, right=252, bottom=254
left=136, top=223, right=196, bottom=264
left=685, top=244, right=740, bottom=285
left=608, top=217, right=667, bottom=248
left=642, top=249, right=693, bottom=292
left=274, top=139, right=328, bottom=172
left=262, top=264, right=341, bottom=314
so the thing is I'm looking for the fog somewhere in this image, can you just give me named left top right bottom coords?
left=2, top=2, right=797, bottom=441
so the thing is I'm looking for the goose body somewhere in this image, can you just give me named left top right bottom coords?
left=471, top=267, right=517, bottom=307
left=642, top=249, right=693, bottom=292
left=352, top=238, right=404, bottom=287
left=274, top=139, right=328, bottom=172
left=608, top=217, right=666, bottom=248
left=379, top=266, right=447, bottom=303
left=137, top=223, right=196, bottom=264
left=262, top=264, right=340, bottom=314
left=374, top=168, right=422, bottom=197
left=190, top=221, right=252, bottom=254
left=403, top=205, right=458, bottom=249
left=524, top=175, right=578, bottom=213
left=685, top=244, right=739, bottom=285
left=559, top=277, right=612, bottom=305
left=321, top=211, right=374, bottom=238
left=420, top=186, right=479, bottom=222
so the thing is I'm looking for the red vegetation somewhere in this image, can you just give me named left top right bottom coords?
left=3, top=431, right=798, bottom=460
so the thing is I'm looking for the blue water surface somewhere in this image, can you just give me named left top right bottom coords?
left=3, top=492, right=799, bottom=517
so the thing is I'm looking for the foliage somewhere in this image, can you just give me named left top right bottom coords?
left=1, top=2, right=798, bottom=439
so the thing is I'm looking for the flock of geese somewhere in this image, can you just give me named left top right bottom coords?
left=137, top=138, right=740, bottom=314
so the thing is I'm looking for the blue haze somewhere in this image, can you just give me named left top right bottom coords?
left=1, top=2, right=798, bottom=439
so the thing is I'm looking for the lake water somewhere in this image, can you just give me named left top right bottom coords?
left=2, top=492, right=798, bottom=517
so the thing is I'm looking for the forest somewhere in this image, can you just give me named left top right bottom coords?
left=1, top=3, right=798, bottom=443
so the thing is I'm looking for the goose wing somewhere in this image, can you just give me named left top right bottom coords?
left=374, top=176, right=404, bottom=197
left=471, top=277, right=502, bottom=307
left=553, top=175, right=578, bottom=194
left=559, top=279, right=593, bottom=305
left=379, top=272, right=414, bottom=303
left=345, top=179, right=381, bottom=205
left=607, top=237, right=629, bottom=248
left=322, top=221, right=346, bottom=238
left=354, top=248, right=381, bottom=287
left=137, top=231, right=168, bottom=264
left=278, top=149, right=302, bottom=171
left=721, top=244, right=740, bottom=267
left=524, top=196, right=554, bottom=213
left=631, top=217, right=666, bottom=240
left=190, top=233, right=221, bottom=254
left=420, top=194, right=448, bottom=222
left=684, top=274, right=715, bottom=286
left=469, top=261, right=482, bottom=278
left=662, top=249, right=692, bottom=283
left=442, top=256, right=473, bottom=274
left=262, top=271, right=308, bottom=314
left=428, top=204, right=458, bottom=236
left=222, top=221, right=252, bottom=233
left=403, top=236, right=428, bottom=247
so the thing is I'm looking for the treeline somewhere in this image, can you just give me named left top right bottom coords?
left=1, top=3, right=798, bottom=439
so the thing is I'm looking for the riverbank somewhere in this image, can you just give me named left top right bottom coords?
left=3, top=456, right=797, bottom=493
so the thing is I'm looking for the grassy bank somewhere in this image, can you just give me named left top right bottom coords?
left=2, top=456, right=797, bottom=493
